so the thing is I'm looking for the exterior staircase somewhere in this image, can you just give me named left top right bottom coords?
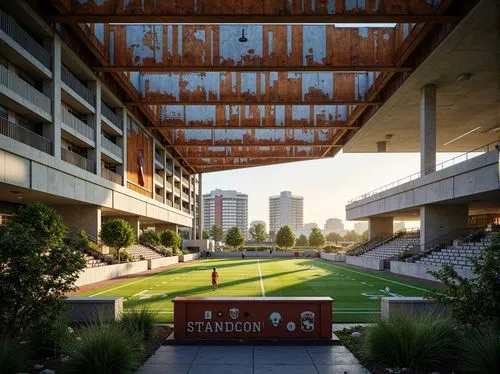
left=126, top=244, right=164, bottom=261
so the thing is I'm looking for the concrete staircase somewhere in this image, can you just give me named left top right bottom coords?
left=126, top=244, right=164, bottom=261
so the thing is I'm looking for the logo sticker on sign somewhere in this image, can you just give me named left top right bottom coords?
left=204, top=311, right=212, bottom=320
left=300, top=311, right=315, bottom=332
left=229, top=308, right=239, bottom=320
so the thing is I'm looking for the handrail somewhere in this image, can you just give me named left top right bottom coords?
left=61, top=147, right=95, bottom=173
left=348, top=141, right=499, bottom=204
left=61, top=66, right=95, bottom=106
left=61, top=107, right=94, bottom=140
left=0, top=117, right=51, bottom=154
left=101, top=102, right=122, bottom=128
left=0, top=9, right=51, bottom=69
left=101, top=167, right=123, bottom=185
left=101, top=135, right=122, bottom=158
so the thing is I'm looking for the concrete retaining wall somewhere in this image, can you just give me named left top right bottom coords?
left=148, top=256, right=179, bottom=270
left=390, top=261, right=474, bottom=282
left=179, top=253, right=200, bottom=262
left=76, top=260, right=149, bottom=286
left=65, top=297, right=123, bottom=322
left=346, top=256, right=384, bottom=270
left=212, top=251, right=318, bottom=258
left=381, top=297, right=447, bottom=321
left=320, top=252, right=346, bottom=262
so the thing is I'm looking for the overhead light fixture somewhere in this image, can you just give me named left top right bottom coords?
left=443, top=126, right=481, bottom=146
left=238, top=29, right=248, bottom=43
left=456, top=73, right=472, bottom=82
left=385, top=134, right=393, bottom=140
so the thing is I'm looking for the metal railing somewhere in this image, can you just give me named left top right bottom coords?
left=0, top=65, right=51, bottom=114
left=155, top=152, right=163, bottom=165
left=174, top=187, right=181, bottom=195
left=182, top=192, right=189, bottom=201
left=155, top=194, right=164, bottom=203
left=61, top=107, right=94, bottom=140
left=0, top=9, right=51, bottom=69
left=61, top=66, right=95, bottom=106
left=101, top=167, right=123, bottom=185
left=348, top=141, right=499, bottom=204
left=181, top=176, right=189, bottom=186
left=165, top=180, right=173, bottom=191
left=101, top=135, right=122, bottom=158
left=101, top=102, right=122, bottom=128
left=61, top=147, right=95, bottom=173
left=154, top=173, right=163, bottom=185
left=165, top=163, right=173, bottom=174
left=173, top=202, right=180, bottom=210
left=182, top=207, right=190, bottom=214
left=0, top=117, right=51, bottom=154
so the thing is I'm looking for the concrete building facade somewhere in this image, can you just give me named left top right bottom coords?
left=269, top=191, right=304, bottom=234
left=324, top=218, right=347, bottom=236
left=203, top=189, right=248, bottom=237
left=0, top=4, right=202, bottom=239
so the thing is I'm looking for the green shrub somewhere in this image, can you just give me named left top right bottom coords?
left=468, top=230, right=486, bottom=243
left=461, top=326, right=500, bottom=374
left=119, top=250, right=133, bottom=262
left=139, top=230, right=160, bottom=247
left=29, top=314, right=69, bottom=355
left=399, top=250, right=413, bottom=261
left=65, top=228, right=94, bottom=253
left=160, top=230, right=181, bottom=250
left=363, top=314, right=460, bottom=371
left=0, top=337, right=27, bottom=374
left=62, top=323, right=140, bottom=374
left=100, top=219, right=135, bottom=261
left=182, top=249, right=189, bottom=254
left=323, top=245, right=343, bottom=253
left=120, top=308, right=157, bottom=341
left=161, top=248, right=173, bottom=257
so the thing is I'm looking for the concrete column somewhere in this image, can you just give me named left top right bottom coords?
left=122, top=216, right=140, bottom=241
left=88, top=80, right=102, bottom=176
left=420, top=204, right=468, bottom=249
left=117, top=108, right=127, bottom=187
left=420, top=85, right=436, bottom=176
left=198, top=173, right=203, bottom=240
left=43, top=35, right=62, bottom=158
left=152, top=141, right=156, bottom=201
left=52, top=205, right=101, bottom=239
left=369, top=217, right=393, bottom=240
left=163, top=148, right=167, bottom=203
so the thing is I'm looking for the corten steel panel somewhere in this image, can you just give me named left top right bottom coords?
left=134, top=72, right=377, bottom=104
left=173, top=297, right=333, bottom=340
left=67, top=0, right=444, bottom=20
left=174, top=145, right=333, bottom=158
left=105, top=25, right=396, bottom=70
left=127, top=119, right=153, bottom=197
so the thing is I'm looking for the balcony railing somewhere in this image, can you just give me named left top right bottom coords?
left=165, top=181, right=173, bottom=191
left=101, top=135, right=122, bottom=158
left=101, top=167, right=122, bottom=185
left=61, top=66, right=95, bottom=106
left=0, top=117, right=51, bottom=154
left=61, top=107, right=94, bottom=140
left=155, top=152, right=163, bottom=165
left=182, top=207, right=190, bottom=214
left=173, top=202, right=180, bottom=210
left=165, top=163, right=173, bottom=175
left=0, top=65, right=51, bottom=114
left=174, top=187, right=181, bottom=196
left=181, top=176, right=189, bottom=186
left=154, top=173, right=164, bottom=186
left=101, top=102, right=122, bottom=128
left=0, top=9, right=51, bottom=69
left=61, top=147, right=95, bottom=173
left=182, top=192, right=189, bottom=201
left=155, top=194, right=164, bottom=203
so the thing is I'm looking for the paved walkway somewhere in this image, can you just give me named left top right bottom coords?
left=137, top=345, right=370, bottom=374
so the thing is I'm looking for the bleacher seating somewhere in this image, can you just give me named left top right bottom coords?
left=359, top=230, right=420, bottom=260
left=126, top=244, right=164, bottom=261
left=414, top=235, right=491, bottom=271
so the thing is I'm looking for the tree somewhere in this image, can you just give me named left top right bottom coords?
left=225, top=226, right=245, bottom=250
left=426, top=233, right=500, bottom=327
left=326, top=232, right=342, bottom=243
left=210, top=225, right=224, bottom=242
left=249, top=223, right=267, bottom=243
left=343, top=230, right=361, bottom=242
left=160, top=230, right=182, bottom=251
left=268, top=230, right=276, bottom=241
left=309, top=227, right=326, bottom=248
left=178, top=228, right=190, bottom=240
left=275, top=225, right=296, bottom=250
left=202, top=230, right=210, bottom=239
left=361, top=230, right=369, bottom=242
left=0, top=203, right=86, bottom=336
left=100, top=219, right=135, bottom=261
left=296, top=234, right=308, bottom=247
left=139, top=230, right=160, bottom=247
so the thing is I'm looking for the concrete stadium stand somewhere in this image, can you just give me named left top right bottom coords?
left=76, top=260, right=149, bottom=286
left=390, top=260, right=474, bottom=281
left=148, top=256, right=179, bottom=270
left=346, top=255, right=384, bottom=270
left=320, top=252, right=346, bottom=262
left=381, top=297, right=447, bottom=321
left=179, top=253, right=200, bottom=262
left=65, top=296, right=123, bottom=322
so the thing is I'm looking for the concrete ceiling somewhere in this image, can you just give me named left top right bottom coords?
left=344, top=0, right=499, bottom=153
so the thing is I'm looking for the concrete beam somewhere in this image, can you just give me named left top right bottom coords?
left=420, top=84, right=436, bottom=175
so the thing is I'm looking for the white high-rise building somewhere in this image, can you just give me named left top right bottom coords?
left=269, top=191, right=304, bottom=234
left=203, top=189, right=248, bottom=237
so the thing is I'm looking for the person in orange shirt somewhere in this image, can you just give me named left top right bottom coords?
left=211, top=267, right=219, bottom=290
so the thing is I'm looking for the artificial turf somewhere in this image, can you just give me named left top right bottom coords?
left=78, top=258, right=441, bottom=323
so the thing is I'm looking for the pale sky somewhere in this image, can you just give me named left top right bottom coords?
left=202, top=151, right=464, bottom=230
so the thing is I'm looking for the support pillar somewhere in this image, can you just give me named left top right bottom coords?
left=368, top=217, right=393, bottom=240
left=420, top=204, right=469, bottom=250
left=52, top=205, right=101, bottom=239
left=116, top=108, right=127, bottom=187
left=420, top=85, right=436, bottom=176
left=198, top=173, right=203, bottom=240
left=122, top=216, right=140, bottom=241
left=88, top=80, right=102, bottom=176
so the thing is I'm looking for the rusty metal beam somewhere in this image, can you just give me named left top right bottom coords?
left=96, top=66, right=413, bottom=73
left=130, top=101, right=381, bottom=106
left=173, top=143, right=342, bottom=148
left=171, top=145, right=334, bottom=158
left=150, top=124, right=358, bottom=130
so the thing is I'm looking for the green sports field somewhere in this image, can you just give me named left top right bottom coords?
left=79, top=258, right=440, bottom=322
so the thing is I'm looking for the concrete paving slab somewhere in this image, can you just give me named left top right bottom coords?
left=136, top=363, right=190, bottom=374
left=187, top=364, right=253, bottom=374
left=254, top=364, right=319, bottom=374
left=146, top=346, right=200, bottom=364
left=316, top=364, right=370, bottom=374
left=193, top=346, right=253, bottom=365
left=254, top=346, right=313, bottom=365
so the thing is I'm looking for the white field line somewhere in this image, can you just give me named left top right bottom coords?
left=257, top=259, right=266, bottom=297
left=316, top=260, right=440, bottom=293
left=89, top=268, right=179, bottom=297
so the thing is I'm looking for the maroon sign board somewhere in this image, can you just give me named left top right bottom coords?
left=173, top=297, right=333, bottom=340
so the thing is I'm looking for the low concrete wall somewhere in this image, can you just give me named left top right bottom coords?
left=76, top=260, right=149, bottom=286
left=346, top=256, right=384, bottom=270
left=212, top=251, right=318, bottom=258
left=320, top=252, right=346, bottom=262
left=148, top=256, right=179, bottom=270
left=381, top=297, right=447, bottom=322
left=65, top=297, right=123, bottom=322
left=179, top=253, right=200, bottom=262
left=390, top=261, right=474, bottom=282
